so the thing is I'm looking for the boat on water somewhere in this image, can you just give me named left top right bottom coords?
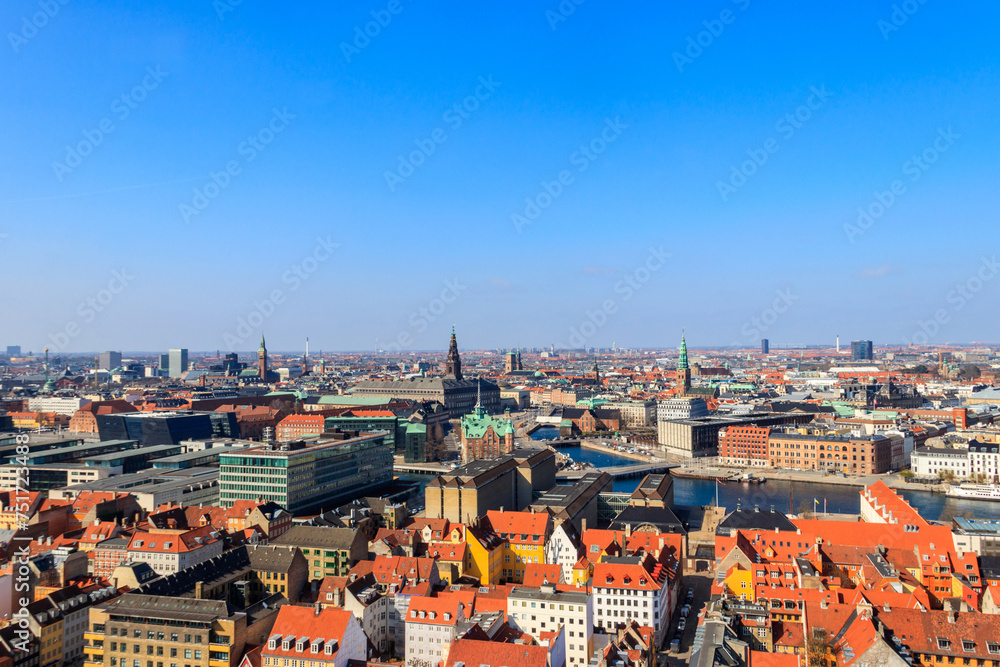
left=946, top=483, right=1000, bottom=501
left=734, top=473, right=766, bottom=484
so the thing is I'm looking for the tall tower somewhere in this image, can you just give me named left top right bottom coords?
left=516, top=345, right=522, bottom=371
left=302, top=337, right=309, bottom=376
left=258, top=334, right=268, bottom=383
left=445, top=326, right=463, bottom=380
left=676, top=332, right=691, bottom=394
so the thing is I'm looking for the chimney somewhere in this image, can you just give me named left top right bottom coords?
left=581, top=518, right=587, bottom=533
left=315, top=602, right=322, bottom=616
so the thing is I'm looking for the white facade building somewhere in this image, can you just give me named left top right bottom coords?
left=657, top=398, right=708, bottom=421
left=593, top=556, right=674, bottom=646
left=507, top=585, right=593, bottom=666
left=546, top=521, right=582, bottom=583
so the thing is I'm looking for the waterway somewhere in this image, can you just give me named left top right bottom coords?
left=403, top=431, right=1000, bottom=521
left=560, top=444, right=1000, bottom=521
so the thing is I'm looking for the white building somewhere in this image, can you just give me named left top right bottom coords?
left=404, top=596, right=466, bottom=667
left=911, top=445, right=971, bottom=479
left=657, top=397, right=708, bottom=421
left=546, top=521, right=582, bottom=583
left=263, top=606, right=366, bottom=667
left=593, top=555, right=674, bottom=646
left=910, top=440, right=1000, bottom=481
left=605, top=400, right=657, bottom=427
left=27, top=397, right=90, bottom=416
left=125, top=526, right=224, bottom=574
left=321, top=574, right=391, bottom=656
left=507, top=585, right=593, bottom=666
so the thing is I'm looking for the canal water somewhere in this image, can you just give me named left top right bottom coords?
left=403, top=428, right=1000, bottom=521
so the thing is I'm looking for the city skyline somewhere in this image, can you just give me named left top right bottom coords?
left=3, top=2, right=999, bottom=351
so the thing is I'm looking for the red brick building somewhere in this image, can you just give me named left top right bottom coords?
left=768, top=432, right=893, bottom=474
left=718, top=425, right=771, bottom=466
left=275, top=414, right=326, bottom=441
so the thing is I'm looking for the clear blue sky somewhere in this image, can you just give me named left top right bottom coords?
left=2, top=0, right=999, bottom=353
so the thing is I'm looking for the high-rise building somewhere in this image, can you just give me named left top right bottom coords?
left=5, top=346, right=20, bottom=357
left=98, top=351, right=122, bottom=370
left=761, top=339, right=769, bottom=354
left=851, top=340, right=874, bottom=361
left=158, top=353, right=169, bottom=374
left=168, top=348, right=188, bottom=378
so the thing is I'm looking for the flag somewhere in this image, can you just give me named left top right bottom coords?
left=718, top=478, right=727, bottom=486
left=814, top=498, right=819, bottom=508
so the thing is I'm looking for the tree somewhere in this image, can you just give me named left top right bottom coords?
left=797, top=500, right=814, bottom=520
left=899, top=470, right=915, bottom=481
left=959, top=365, right=982, bottom=381
left=937, top=469, right=957, bottom=483
left=808, top=629, right=831, bottom=667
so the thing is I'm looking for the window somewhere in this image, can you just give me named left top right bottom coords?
left=965, top=642, right=977, bottom=653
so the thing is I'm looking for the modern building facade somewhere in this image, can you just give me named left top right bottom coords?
left=851, top=339, right=874, bottom=361
left=218, top=429, right=393, bottom=513
left=168, top=348, right=189, bottom=378
left=98, top=351, right=122, bottom=371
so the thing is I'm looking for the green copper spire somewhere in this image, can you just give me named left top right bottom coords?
left=678, top=331, right=689, bottom=370
left=259, top=334, right=266, bottom=351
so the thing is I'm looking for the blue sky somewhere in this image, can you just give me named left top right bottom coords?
left=2, top=0, right=999, bottom=354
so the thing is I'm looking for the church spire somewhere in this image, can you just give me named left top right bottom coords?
left=678, top=330, right=689, bottom=371
left=445, top=326, right=463, bottom=380
left=676, top=330, right=691, bottom=394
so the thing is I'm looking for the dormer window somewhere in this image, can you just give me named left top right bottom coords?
left=281, top=640, right=290, bottom=650
left=324, top=644, right=334, bottom=655
left=938, top=638, right=951, bottom=651
left=295, top=640, right=305, bottom=652
left=963, top=641, right=976, bottom=653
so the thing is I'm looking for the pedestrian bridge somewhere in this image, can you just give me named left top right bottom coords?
left=556, top=461, right=679, bottom=480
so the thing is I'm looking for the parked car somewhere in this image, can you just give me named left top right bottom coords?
left=677, top=618, right=687, bottom=632
left=681, top=604, right=690, bottom=617
left=670, top=638, right=681, bottom=653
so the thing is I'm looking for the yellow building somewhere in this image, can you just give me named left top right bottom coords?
left=465, top=519, right=505, bottom=585
left=723, top=565, right=754, bottom=601
left=486, top=510, right=552, bottom=584
left=28, top=600, right=63, bottom=667
left=572, top=557, right=594, bottom=586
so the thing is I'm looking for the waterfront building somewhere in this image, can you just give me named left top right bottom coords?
left=425, top=449, right=556, bottom=523
left=218, top=429, right=392, bottom=513
left=460, top=393, right=514, bottom=464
